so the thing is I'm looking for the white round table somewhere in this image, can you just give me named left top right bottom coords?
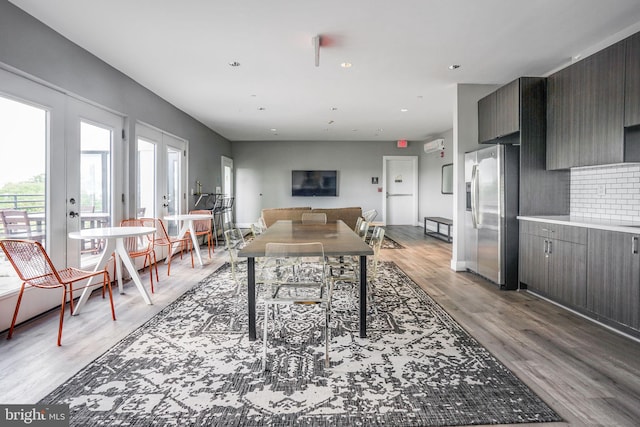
left=68, top=226, right=156, bottom=315
left=165, top=214, right=213, bottom=266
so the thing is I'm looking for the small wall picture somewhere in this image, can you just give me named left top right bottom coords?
left=371, top=177, right=378, bottom=184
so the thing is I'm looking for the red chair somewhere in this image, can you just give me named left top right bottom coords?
left=140, top=218, right=194, bottom=276
left=187, top=210, right=214, bottom=258
left=119, top=219, right=158, bottom=293
left=0, top=239, right=116, bottom=346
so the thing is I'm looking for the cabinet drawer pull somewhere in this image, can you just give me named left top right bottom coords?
left=543, top=239, right=548, bottom=255
left=548, top=240, right=552, bottom=255
left=633, top=236, right=639, bottom=255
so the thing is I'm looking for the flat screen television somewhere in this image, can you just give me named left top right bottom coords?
left=291, top=170, right=338, bottom=197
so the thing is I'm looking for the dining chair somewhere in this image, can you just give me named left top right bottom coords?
left=250, top=217, right=267, bottom=238
left=301, top=212, right=327, bottom=224
left=362, top=209, right=378, bottom=223
left=328, top=226, right=385, bottom=311
left=139, top=218, right=193, bottom=276
left=187, top=209, right=214, bottom=258
left=0, top=209, right=37, bottom=240
left=223, top=228, right=246, bottom=288
left=119, top=218, right=158, bottom=293
left=262, top=242, right=331, bottom=370
left=0, top=239, right=116, bottom=346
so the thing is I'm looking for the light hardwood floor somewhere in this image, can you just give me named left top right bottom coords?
left=1, top=226, right=639, bottom=426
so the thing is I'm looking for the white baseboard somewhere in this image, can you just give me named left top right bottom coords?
left=451, top=260, right=467, bottom=272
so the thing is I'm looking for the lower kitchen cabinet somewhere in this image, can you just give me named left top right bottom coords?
left=587, top=229, right=640, bottom=330
left=519, top=222, right=587, bottom=307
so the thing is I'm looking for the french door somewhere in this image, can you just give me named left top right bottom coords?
left=136, top=123, right=187, bottom=234
left=66, top=98, right=124, bottom=268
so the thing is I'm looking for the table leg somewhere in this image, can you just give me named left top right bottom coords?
left=115, top=238, right=152, bottom=305
left=359, top=255, right=367, bottom=338
left=72, top=239, right=116, bottom=316
left=248, top=257, right=256, bottom=341
left=114, top=250, right=123, bottom=294
left=187, top=222, right=204, bottom=266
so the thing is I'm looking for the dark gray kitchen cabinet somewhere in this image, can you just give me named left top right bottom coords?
left=580, top=40, right=626, bottom=166
left=625, top=32, right=640, bottom=127
left=478, top=92, right=496, bottom=144
left=547, top=40, right=625, bottom=168
left=478, top=79, right=519, bottom=143
left=519, top=221, right=587, bottom=308
left=546, top=63, right=582, bottom=170
left=587, top=229, right=640, bottom=331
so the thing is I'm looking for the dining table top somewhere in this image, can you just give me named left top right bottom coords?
left=238, top=220, right=373, bottom=258
left=68, top=226, right=156, bottom=239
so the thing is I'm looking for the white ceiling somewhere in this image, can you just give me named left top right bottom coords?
left=9, top=0, right=640, bottom=142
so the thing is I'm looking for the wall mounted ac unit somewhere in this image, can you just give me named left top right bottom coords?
left=424, top=138, right=444, bottom=154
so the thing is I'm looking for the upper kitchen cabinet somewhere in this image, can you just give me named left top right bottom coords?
left=477, top=77, right=569, bottom=215
left=625, top=32, right=640, bottom=127
left=580, top=40, right=625, bottom=166
left=546, top=63, right=583, bottom=170
left=547, top=39, right=627, bottom=169
left=478, top=79, right=519, bottom=143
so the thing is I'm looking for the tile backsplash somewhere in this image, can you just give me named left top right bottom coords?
left=570, top=164, right=640, bottom=222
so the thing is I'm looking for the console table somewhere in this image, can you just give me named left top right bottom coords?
left=424, top=217, right=453, bottom=242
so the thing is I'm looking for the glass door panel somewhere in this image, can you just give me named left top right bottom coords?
left=0, top=95, right=47, bottom=294
left=66, top=99, right=123, bottom=269
left=137, top=138, right=156, bottom=219
left=136, top=123, right=187, bottom=237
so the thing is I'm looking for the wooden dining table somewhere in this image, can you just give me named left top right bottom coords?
left=237, top=220, right=374, bottom=341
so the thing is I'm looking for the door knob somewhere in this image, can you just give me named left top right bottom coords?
left=69, top=211, right=79, bottom=218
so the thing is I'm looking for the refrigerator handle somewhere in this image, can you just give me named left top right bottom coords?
left=471, top=164, right=479, bottom=228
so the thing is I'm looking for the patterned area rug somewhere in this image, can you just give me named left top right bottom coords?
left=41, top=262, right=560, bottom=426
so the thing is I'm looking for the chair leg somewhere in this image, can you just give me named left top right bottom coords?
left=57, top=287, right=67, bottom=346
left=7, top=283, right=26, bottom=340
left=147, top=253, right=155, bottom=293
left=104, top=271, right=116, bottom=321
left=325, top=303, right=330, bottom=368
left=262, top=302, right=269, bottom=371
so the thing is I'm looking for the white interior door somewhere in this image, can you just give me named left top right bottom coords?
left=136, top=123, right=187, bottom=235
left=66, top=98, right=124, bottom=268
left=383, top=156, right=418, bottom=225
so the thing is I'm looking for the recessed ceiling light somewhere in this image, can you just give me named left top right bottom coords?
left=352, top=129, right=358, bottom=132
left=328, top=120, right=334, bottom=124
left=377, top=128, right=384, bottom=132
left=400, top=108, right=408, bottom=112
left=331, top=107, right=338, bottom=111
left=448, top=64, right=461, bottom=70
left=270, top=128, right=277, bottom=132
left=229, top=61, right=241, bottom=67
left=340, top=62, right=352, bottom=68
left=257, top=107, right=266, bottom=111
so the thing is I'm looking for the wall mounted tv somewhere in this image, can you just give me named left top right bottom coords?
left=291, top=170, right=338, bottom=197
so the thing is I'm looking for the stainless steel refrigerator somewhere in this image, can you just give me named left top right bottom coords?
left=464, top=144, right=519, bottom=290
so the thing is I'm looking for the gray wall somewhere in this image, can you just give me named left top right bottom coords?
left=231, top=134, right=453, bottom=227
left=0, top=0, right=230, bottom=213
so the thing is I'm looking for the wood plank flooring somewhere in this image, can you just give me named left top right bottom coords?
left=1, top=225, right=639, bottom=426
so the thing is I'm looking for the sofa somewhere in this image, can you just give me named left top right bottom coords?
left=261, top=206, right=363, bottom=229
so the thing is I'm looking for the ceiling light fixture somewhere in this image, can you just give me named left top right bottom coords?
left=448, top=64, right=461, bottom=70
left=341, top=62, right=352, bottom=68
left=229, top=61, right=241, bottom=67
left=270, top=128, right=277, bottom=132
left=257, top=107, right=266, bottom=111
left=331, top=107, right=338, bottom=111
left=400, top=108, right=408, bottom=112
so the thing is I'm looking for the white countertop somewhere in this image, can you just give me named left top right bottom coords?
left=517, top=215, right=640, bottom=234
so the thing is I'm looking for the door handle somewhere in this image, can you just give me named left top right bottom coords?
left=633, top=236, right=639, bottom=255
left=547, top=240, right=552, bottom=255
left=470, top=164, right=479, bottom=228
left=543, top=239, right=548, bottom=256
left=69, top=211, right=79, bottom=218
